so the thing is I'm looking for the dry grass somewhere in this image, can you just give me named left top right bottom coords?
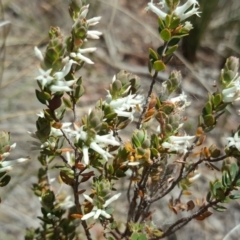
left=0, top=0, right=240, bottom=239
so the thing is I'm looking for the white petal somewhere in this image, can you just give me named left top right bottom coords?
left=34, top=46, right=44, bottom=61
left=78, top=47, right=97, bottom=53
left=146, top=2, right=167, bottom=19
left=81, top=211, right=96, bottom=220
left=83, top=194, right=94, bottom=203
left=49, top=85, right=73, bottom=92
left=90, top=142, right=113, bottom=160
left=87, top=30, right=102, bottom=39
left=0, top=166, right=12, bottom=173
left=103, top=193, right=121, bottom=208
left=87, top=16, right=101, bottom=26
left=1, top=157, right=29, bottom=167
left=100, top=210, right=111, bottom=219
left=82, top=146, right=89, bottom=165
left=76, top=53, right=94, bottom=64
left=94, top=209, right=102, bottom=219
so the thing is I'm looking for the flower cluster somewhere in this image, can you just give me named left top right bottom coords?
left=81, top=192, right=121, bottom=220
left=0, top=131, right=29, bottom=173
left=226, top=131, right=240, bottom=152
left=162, top=134, right=195, bottom=154
left=34, top=4, right=102, bottom=95
left=73, top=123, right=120, bottom=165
left=104, top=73, right=144, bottom=121
left=146, top=0, right=201, bottom=21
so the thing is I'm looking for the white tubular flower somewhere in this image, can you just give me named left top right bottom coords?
left=87, top=30, right=102, bottom=39
left=35, top=68, right=54, bottom=88
left=0, top=166, right=12, bottom=173
left=146, top=0, right=200, bottom=21
left=105, top=91, right=144, bottom=120
left=222, top=80, right=240, bottom=103
left=65, top=151, right=75, bottom=167
left=162, top=134, right=195, bottom=154
left=146, top=0, right=167, bottom=19
left=0, top=157, right=30, bottom=171
left=174, top=0, right=200, bottom=21
left=54, top=59, right=77, bottom=81
left=189, top=171, right=201, bottom=182
left=70, top=52, right=94, bottom=64
left=78, top=47, right=97, bottom=54
left=226, top=131, right=240, bottom=151
left=103, top=193, right=121, bottom=208
left=87, top=16, right=102, bottom=26
left=49, top=79, right=76, bottom=93
left=95, top=132, right=120, bottom=146
left=50, top=85, right=72, bottom=93
left=81, top=193, right=121, bottom=220
left=90, top=141, right=113, bottom=159
left=80, top=5, right=89, bottom=19
left=82, top=146, right=90, bottom=165
left=34, top=46, right=44, bottom=61
left=73, top=125, right=120, bottom=165
left=71, top=47, right=96, bottom=64
left=168, top=92, right=191, bottom=111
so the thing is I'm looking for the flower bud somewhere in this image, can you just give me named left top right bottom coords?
left=166, top=70, right=182, bottom=95
left=0, top=131, right=11, bottom=155
left=225, top=56, right=239, bottom=76
left=112, top=79, right=122, bottom=93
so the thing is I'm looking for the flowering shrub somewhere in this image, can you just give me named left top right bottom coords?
left=2, top=0, right=240, bottom=239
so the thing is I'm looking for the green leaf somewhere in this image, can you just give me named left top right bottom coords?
left=153, top=60, right=166, bottom=72
left=168, top=38, right=180, bottom=46
left=107, top=164, right=114, bottom=175
left=149, top=48, right=158, bottom=62
left=165, top=15, right=171, bottom=27
left=203, top=114, right=215, bottom=127
left=35, top=89, right=47, bottom=104
left=206, top=191, right=212, bottom=202
left=236, top=178, right=240, bottom=187
left=215, top=103, right=228, bottom=112
left=203, top=101, right=212, bottom=115
left=138, top=234, right=148, bottom=240
left=0, top=175, right=11, bottom=187
left=74, top=85, right=85, bottom=99
left=171, top=33, right=189, bottom=39
left=229, top=194, right=240, bottom=199
left=169, top=17, right=180, bottom=29
left=222, top=171, right=231, bottom=187
left=150, top=148, right=159, bottom=156
left=131, top=233, right=147, bottom=240
left=115, top=169, right=126, bottom=178
left=165, top=44, right=178, bottom=56
left=229, top=162, right=239, bottom=179
left=63, top=97, right=72, bottom=108
left=158, top=18, right=165, bottom=30
left=212, top=181, right=223, bottom=196
left=213, top=205, right=227, bottom=212
left=160, top=28, right=171, bottom=42
left=212, top=94, right=223, bottom=107
left=131, top=233, right=139, bottom=240
left=148, top=59, right=153, bottom=74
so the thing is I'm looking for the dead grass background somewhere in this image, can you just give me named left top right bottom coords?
left=1, top=0, right=240, bottom=239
